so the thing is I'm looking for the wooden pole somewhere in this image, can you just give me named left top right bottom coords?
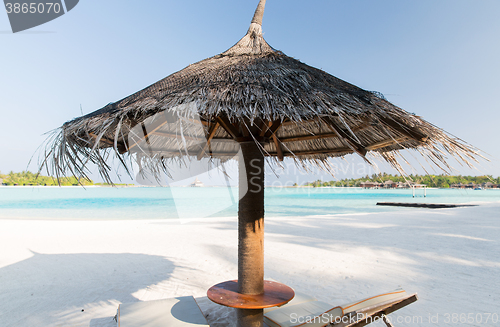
left=251, top=0, right=266, bottom=26
left=237, top=2, right=267, bottom=324
left=237, top=141, right=265, bottom=327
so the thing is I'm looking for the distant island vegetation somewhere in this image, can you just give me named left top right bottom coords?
left=0, top=171, right=131, bottom=186
left=1, top=171, right=499, bottom=189
left=305, top=173, right=500, bottom=188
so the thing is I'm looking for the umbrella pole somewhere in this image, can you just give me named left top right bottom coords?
left=237, top=141, right=265, bottom=327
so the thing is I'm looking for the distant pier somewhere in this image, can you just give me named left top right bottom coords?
left=376, top=202, right=478, bottom=209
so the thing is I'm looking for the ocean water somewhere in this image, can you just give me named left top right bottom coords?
left=0, top=186, right=499, bottom=220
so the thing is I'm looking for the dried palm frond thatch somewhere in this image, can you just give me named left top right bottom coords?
left=39, top=0, right=481, bottom=183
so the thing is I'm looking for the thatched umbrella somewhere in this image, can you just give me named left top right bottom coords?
left=40, top=1, right=480, bottom=326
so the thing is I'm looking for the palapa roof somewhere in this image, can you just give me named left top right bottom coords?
left=40, top=0, right=481, bottom=182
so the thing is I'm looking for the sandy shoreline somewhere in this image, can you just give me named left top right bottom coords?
left=1, top=204, right=499, bottom=326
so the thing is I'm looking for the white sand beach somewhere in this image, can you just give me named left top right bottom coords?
left=1, top=203, right=499, bottom=327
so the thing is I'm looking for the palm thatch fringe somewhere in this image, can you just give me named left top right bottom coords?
left=37, top=0, right=483, bottom=184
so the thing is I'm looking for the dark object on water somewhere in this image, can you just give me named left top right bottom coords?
left=377, top=202, right=478, bottom=209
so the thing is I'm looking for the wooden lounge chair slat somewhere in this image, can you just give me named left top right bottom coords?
left=333, top=294, right=418, bottom=327
left=264, top=288, right=418, bottom=327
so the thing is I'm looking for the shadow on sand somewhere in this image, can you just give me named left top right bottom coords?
left=0, top=252, right=176, bottom=327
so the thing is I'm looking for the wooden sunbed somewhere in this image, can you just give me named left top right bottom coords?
left=264, top=288, right=418, bottom=327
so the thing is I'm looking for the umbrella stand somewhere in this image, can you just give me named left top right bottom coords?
left=237, top=141, right=265, bottom=325
left=207, top=140, right=295, bottom=326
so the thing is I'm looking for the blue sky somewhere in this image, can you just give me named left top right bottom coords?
left=1, top=0, right=499, bottom=184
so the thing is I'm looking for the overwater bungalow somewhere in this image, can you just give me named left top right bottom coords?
left=384, top=180, right=397, bottom=188
left=482, top=182, right=500, bottom=189
left=360, top=182, right=383, bottom=189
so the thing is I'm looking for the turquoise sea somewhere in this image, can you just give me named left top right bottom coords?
left=1, top=186, right=499, bottom=220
